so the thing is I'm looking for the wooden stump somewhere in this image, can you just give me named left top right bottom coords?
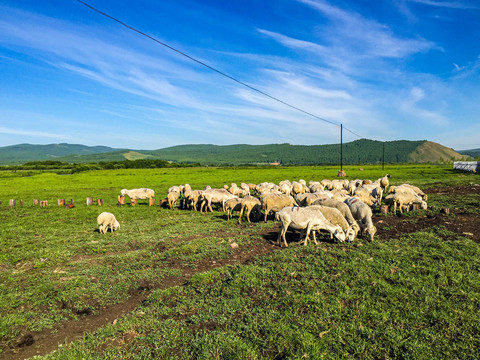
left=380, top=205, right=389, bottom=214
left=337, top=169, right=346, bottom=177
left=97, top=199, right=103, bottom=206
left=118, top=195, right=125, bottom=205
left=131, top=199, right=137, bottom=206
left=33, top=199, right=39, bottom=206
left=58, top=199, right=65, bottom=206
left=9, top=199, right=15, bottom=207
left=86, top=197, right=93, bottom=206
left=149, top=198, right=155, bottom=206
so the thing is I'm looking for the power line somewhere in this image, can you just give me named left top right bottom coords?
left=76, top=0, right=363, bottom=139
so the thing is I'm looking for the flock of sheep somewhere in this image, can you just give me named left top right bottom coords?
left=97, top=175, right=428, bottom=247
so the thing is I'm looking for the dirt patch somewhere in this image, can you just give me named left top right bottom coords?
left=376, top=212, right=479, bottom=243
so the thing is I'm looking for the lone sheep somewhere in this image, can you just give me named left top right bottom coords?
left=121, top=188, right=155, bottom=200
left=97, top=212, right=120, bottom=234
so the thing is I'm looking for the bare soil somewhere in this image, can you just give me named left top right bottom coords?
left=2, top=185, right=479, bottom=360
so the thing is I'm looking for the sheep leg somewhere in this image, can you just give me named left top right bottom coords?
left=238, top=206, right=245, bottom=224
left=312, top=230, right=319, bottom=245
left=304, top=224, right=313, bottom=246
left=278, top=221, right=290, bottom=247
left=264, top=208, right=269, bottom=223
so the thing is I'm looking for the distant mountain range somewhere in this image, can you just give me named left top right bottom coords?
left=458, top=148, right=480, bottom=158
left=0, top=140, right=471, bottom=166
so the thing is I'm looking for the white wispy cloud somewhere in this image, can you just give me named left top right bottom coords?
left=406, top=0, right=480, bottom=10
left=298, top=0, right=438, bottom=58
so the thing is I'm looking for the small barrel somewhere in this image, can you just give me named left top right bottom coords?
left=86, top=197, right=93, bottom=206
left=149, top=198, right=155, bottom=206
left=118, top=195, right=125, bottom=205
left=40, top=200, right=48, bottom=207
left=33, top=199, right=39, bottom=206
left=9, top=199, right=15, bottom=207
left=58, top=199, right=65, bottom=206
left=97, top=198, right=103, bottom=206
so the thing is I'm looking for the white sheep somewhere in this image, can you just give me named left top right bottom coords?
left=201, top=188, right=237, bottom=212
left=312, top=198, right=360, bottom=237
left=275, top=206, right=345, bottom=247
left=238, top=195, right=262, bottom=224
left=384, top=192, right=427, bottom=214
left=224, top=197, right=243, bottom=220
left=97, top=212, right=120, bottom=234
left=121, top=188, right=155, bottom=200
left=308, top=205, right=357, bottom=242
left=389, top=184, right=428, bottom=201
left=167, top=190, right=180, bottom=209
left=261, top=193, right=298, bottom=222
left=344, top=197, right=377, bottom=242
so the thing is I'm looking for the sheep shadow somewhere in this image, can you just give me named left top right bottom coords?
left=264, top=228, right=337, bottom=247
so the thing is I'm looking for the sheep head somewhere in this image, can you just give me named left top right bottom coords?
left=113, top=220, right=120, bottom=231
left=333, top=226, right=346, bottom=243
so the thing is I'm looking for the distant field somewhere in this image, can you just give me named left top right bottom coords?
left=1, top=165, right=479, bottom=359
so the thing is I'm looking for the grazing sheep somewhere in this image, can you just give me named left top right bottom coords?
left=97, top=212, right=120, bottom=234
left=167, top=190, right=180, bottom=209
left=229, top=185, right=249, bottom=197
left=168, top=185, right=181, bottom=194
left=201, top=188, right=237, bottom=213
left=389, top=184, right=428, bottom=201
left=240, top=182, right=251, bottom=195
left=308, top=205, right=357, bottom=242
left=238, top=195, right=262, bottom=224
left=275, top=206, right=346, bottom=247
left=308, top=182, right=324, bottom=193
left=353, top=187, right=377, bottom=207
left=344, top=197, right=376, bottom=241
left=224, top=197, right=243, bottom=220
left=183, top=189, right=204, bottom=211
left=121, top=188, right=155, bottom=200
left=312, top=198, right=360, bottom=236
left=384, top=192, right=427, bottom=214
left=291, top=181, right=308, bottom=195
left=261, top=193, right=298, bottom=222
left=376, top=174, right=390, bottom=191
left=278, top=182, right=293, bottom=196
left=359, top=183, right=383, bottom=205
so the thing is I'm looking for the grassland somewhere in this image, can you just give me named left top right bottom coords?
left=1, top=165, right=479, bottom=359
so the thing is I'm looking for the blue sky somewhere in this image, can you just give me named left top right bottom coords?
left=1, top=0, right=479, bottom=150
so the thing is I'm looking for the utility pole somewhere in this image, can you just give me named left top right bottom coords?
left=338, top=124, right=346, bottom=177
left=340, top=124, right=343, bottom=171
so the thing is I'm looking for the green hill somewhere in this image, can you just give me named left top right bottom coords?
left=458, top=148, right=480, bottom=158
left=0, top=143, right=124, bottom=165
left=0, top=140, right=468, bottom=166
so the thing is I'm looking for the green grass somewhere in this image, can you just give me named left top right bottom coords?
left=0, top=164, right=479, bottom=359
